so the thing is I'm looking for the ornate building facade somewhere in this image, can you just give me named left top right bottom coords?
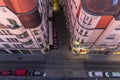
left=64, top=0, right=120, bottom=55
left=0, top=0, right=50, bottom=54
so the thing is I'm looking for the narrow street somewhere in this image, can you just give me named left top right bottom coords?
left=44, top=9, right=86, bottom=78
left=53, top=10, right=70, bottom=47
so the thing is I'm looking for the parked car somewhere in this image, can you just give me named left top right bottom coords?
left=1, top=70, right=12, bottom=75
left=14, top=69, right=28, bottom=76
left=105, top=72, right=120, bottom=77
left=88, top=71, right=103, bottom=77
left=31, top=71, right=46, bottom=76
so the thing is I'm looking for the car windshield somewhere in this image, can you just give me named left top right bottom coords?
left=108, top=72, right=112, bottom=77
left=112, top=72, right=120, bottom=76
left=92, top=72, right=95, bottom=76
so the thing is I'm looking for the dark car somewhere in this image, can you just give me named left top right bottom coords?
left=14, top=69, right=28, bottom=76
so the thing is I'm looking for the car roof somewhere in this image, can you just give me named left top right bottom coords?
left=89, top=71, right=102, bottom=73
left=15, top=69, right=27, bottom=74
left=112, top=72, right=120, bottom=76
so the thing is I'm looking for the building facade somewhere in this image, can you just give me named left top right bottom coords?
left=0, top=0, right=50, bottom=54
left=64, top=0, right=120, bottom=55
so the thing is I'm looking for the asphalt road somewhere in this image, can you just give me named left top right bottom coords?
left=45, top=58, right=86, bottom=78
left=0, top=61, right=46, bottom=73
left=0, top=60, right=120, bottom=80
left=0, top=77, right=117, bottom=80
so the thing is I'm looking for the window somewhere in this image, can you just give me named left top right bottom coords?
left=0, top=50, right=8, bottom=54
left=10, top=24, right=19, bottom=29
left=79, top=12, right=97, bottom=29
left=33, top=30, right=39, bottom=35
left=72, top=0, right=77, bottom=9
left=13, top=44, right=19, bottom=48
left=81, top=39, right=84, bottom=44
left=1, top=30, right=8, bottom=35
left=6, top=38, right=19, bottom=42
left=44, top=48, right=49, bottom=53
left=3, top=44, right=11, bottom=48
left=16, top=31, right=29, bottom=39
left=70, top=5, right=72, bottom=9
left=24, top=32, right=29, bottom=38
left=37, top=38, right=41, bottom=42
left=19, top=44, right=24, bottom=48
left=0, top=7, right=7, bottom=12
left=106, top=34, right=117, bottom=39
left=0, top=31, right=3, bottom=35
left=6, top=30, right=12, bottom=35
left=84, top=31, right=88, bottom=36
left=17, top=44, right=24, bottom=48
left=76, top=28, right=78, bottom=32
left=22, top=39, right=33, bottom=45
left=99, top=42, right=107, bottom=46
left=6, top=38, right=11, bottom=42
left=10, top=50, right=20, bottom=54
left=20, top=50, right=31, bottom=54
left=41, top=2, right=45, bottom=8
left=14, top=38, right=19, bottom=42
left=40, top=44, right=44, bottom=48
left=0, top=22, right=4, bottom=26
left=79, top=29, right=83, bottom=35
left=0, top=38, right=4, bottom=42
left=13, top=44, right=24, bottom=48
left=7, top=18, right=17, bottom=25
left=31, top=50, right=42, bottom=54
left=46, top=40, right=49, bottom=44
left=16, top=44, right=20, bottom=48
left=9, top=38, right=14, bottom=42
left=0, top=30, right=12, bottom=35
left=115, top=24, right=120, bottom=30
left=43, top=34, right=46, bottom=38
left=41, top=25, right=44, bottom=31
left=83, top=15, right=92, bottom=25
left=7, top=18, right=19, bottom=29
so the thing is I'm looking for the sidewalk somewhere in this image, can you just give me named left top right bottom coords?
left=46, top=49, right=120, bottom=62
left=85, top=54, right=120, bottom=62
left=0, top=53, right=120, bottom=62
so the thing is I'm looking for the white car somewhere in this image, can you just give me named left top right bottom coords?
left=88, top=71, right=103, bottom=77
left=105, top=72, right=120, bottom=77
left=31, top=71, right=46, bottom=77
